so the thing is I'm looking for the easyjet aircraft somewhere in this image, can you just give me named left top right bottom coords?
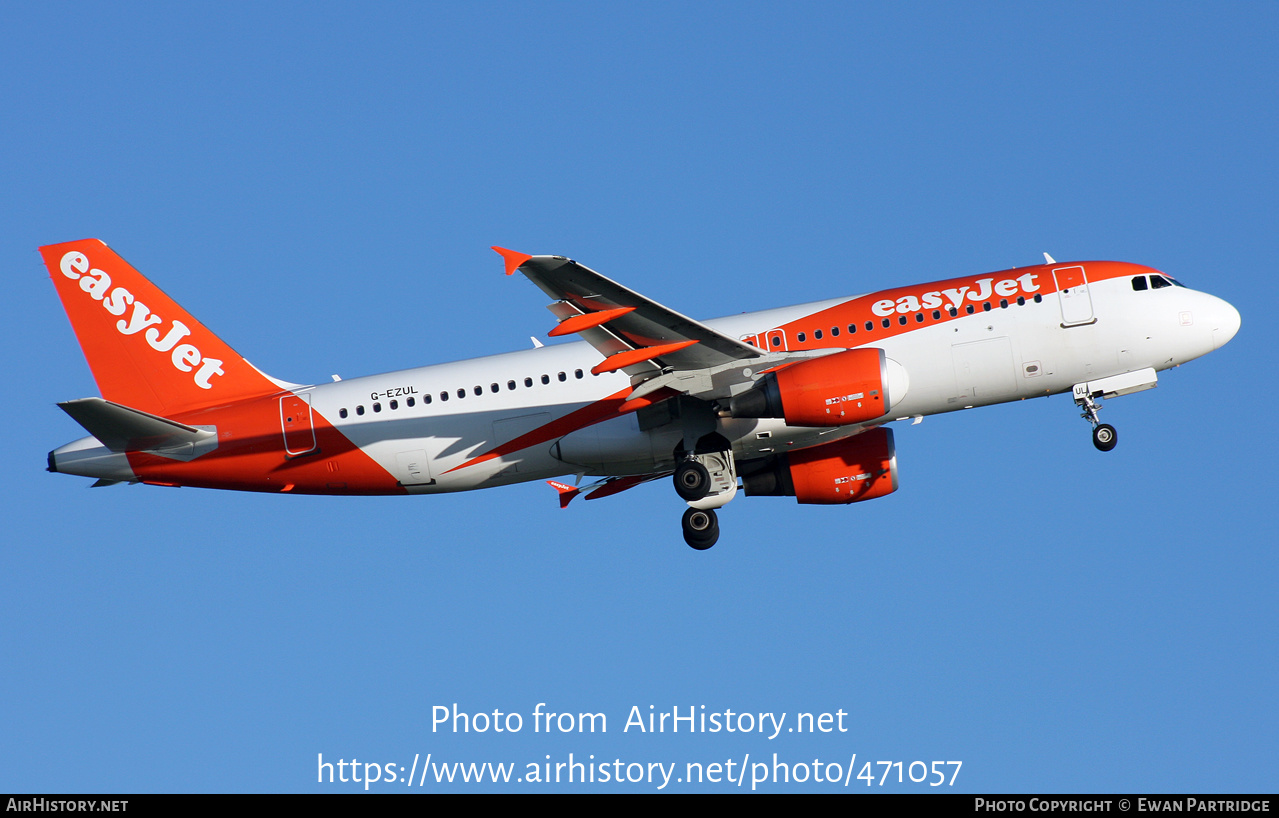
left=43, top=239, right=1240, bottom=549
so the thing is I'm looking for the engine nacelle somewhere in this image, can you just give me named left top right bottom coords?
left=742, top=426, right=898, bottom=505
left=729, top=348, right=905, bottom=427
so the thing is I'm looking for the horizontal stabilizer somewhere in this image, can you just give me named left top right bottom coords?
left=57, top=397, right=214, bottom=453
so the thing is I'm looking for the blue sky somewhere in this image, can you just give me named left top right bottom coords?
left=2, top=2, right=1275, bottom=793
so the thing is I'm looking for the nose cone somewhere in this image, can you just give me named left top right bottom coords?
left=1210, top=296, right=1241, bottom=350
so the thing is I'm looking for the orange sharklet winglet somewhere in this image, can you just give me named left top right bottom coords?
left=547, top=306, right=637, bottom=337
left=547, top=480, right=581, bottom=510
left=492, top=246, right=533, bottom=276
left=591, top=340, right=699, bottom=375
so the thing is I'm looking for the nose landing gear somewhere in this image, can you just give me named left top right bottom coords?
left=1069, top=369, right=1160, bottom=452
left=1074, top=383, right=1118, bottom=452
left=1091, top=423, right=1117, bottom=452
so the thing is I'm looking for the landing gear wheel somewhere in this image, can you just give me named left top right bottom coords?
left=674, top=460, right=712, bottom=501
left=1092, top=423, right=1117, bottom=452
left=682, top=507, right=719, bottom=550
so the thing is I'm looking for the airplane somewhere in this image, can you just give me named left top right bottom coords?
left=42, top=239, right=1240, bottom=550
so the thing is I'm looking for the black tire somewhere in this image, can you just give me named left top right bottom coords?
left=674, top=460, right=712, bottom=501
left=1093, top=423, right=1117, bottom=452
left=682, top=507, right=719, bottom=550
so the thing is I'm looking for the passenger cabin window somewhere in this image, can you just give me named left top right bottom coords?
left=408, top=397, right=416, bottom=407
left=339, top=408, right=348, bottom=418
left=541, top=374, right=550, bottom=385
left=356, top=405, right=365, bottom=415
left=390, top=399, right=398, bottom=410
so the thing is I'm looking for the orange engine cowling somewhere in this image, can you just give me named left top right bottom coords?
left=742, top=426, right=898, bottom=505
left=729, top=348, right=895, bottom=427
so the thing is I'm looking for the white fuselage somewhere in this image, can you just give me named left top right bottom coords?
left=302, top=273, right=1235, bottom=493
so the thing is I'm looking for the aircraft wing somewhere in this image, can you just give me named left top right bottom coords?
left=547, top=472, right=672, bottom=509
left=495, top=248, right=765, bottom=379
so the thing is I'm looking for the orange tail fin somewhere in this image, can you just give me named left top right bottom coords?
left=41, top=239, right=283, bottom=415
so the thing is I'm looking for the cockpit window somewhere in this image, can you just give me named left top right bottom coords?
left=1131, top=276, right=1149, bottom=291
left=1151, top=275, right=1173, bottom=289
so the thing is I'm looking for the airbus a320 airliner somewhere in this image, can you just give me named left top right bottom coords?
left=43, top=240, right=1239, bottom=549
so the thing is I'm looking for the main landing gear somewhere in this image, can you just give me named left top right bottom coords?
left=1073, top=383, right=1118, bottom=452
left=674, top=459, right=712, bottom=501
left=674, top=449, right=737, bottom=550
left=681, top=507, right=719, bottom=550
